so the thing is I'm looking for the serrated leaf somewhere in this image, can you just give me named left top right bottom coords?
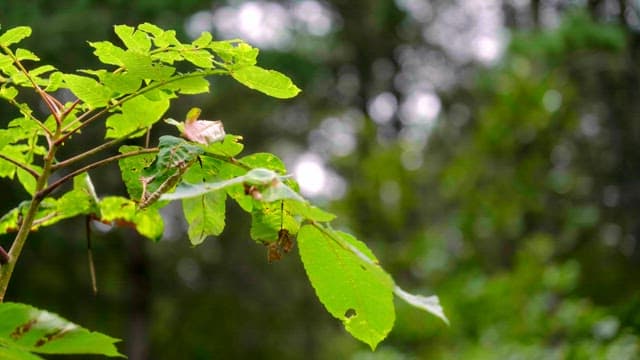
left=231, top=65, right=301, bottom=99
left=0, top=302, right=122, bottom=357
left=0, top=26, right=32, bottom=47
left=105, top=93, right=170, bottom=138
left=297, top=225, right=395, bottom=350
left=114, top=24, right=151, bottom=53
left=62, top=74, right=112, bottom=108
left=182, top=191, right=226, bottom=245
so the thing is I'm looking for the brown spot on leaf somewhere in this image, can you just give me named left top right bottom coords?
left=11, top=319, right=37, bottom=340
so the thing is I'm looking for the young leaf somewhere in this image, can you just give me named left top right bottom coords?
left=297, top=225, right=395, bottom=350
left=105, top=92, right=170, bottom=138
left=61, top=74, right=112, bottom=108
left=89, top=41, right=126, bottom=66
left=114, top=24, right=151, bottom=53
left=231, top=65, right=301, bottom=99
left=0, top=26, right=32, bottom=47
left=0, top=302, right=123, bottom=357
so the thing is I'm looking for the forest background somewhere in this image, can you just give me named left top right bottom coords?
left=1, top=0, right=639, bottom=358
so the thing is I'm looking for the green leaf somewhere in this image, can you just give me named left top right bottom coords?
left=98, top=196, right=163, bottom=241
left=120, top=51, right=174, bottom=81
left=240, top=152, right=286, bottom=174
left=182, top=49, right=213, bottom=68
left=138, top=23, right=164, bottom=37
left=192, top=32, right=213, bottom=48
left=0, top=302, right=122, bottom=357
left=56, top=173, right=100, bottom=218
left=15, top=48, right=39, bottom=62
left=44, top=71, right=63, bottom=92
left=0, top=346, right=44, bottom=360
left=118, top=145, right=156, bottom=199
left=297, top=225, right=395, bottom=350
left=114, top=25, right=151, bottom=53
left=203, top=134, right=244, bottom=157
left=231, top=65, right=301, bottom=99
left=89, top=41, right=126, bottom=66
left=105, top=92, right=170, bottom=138
left=182, top=191, right=226, bottom=246
left=102, top=72, right=142, bottom=94
left=62, top=74, right=112, bottom=108
left=160, top=177, right=245, bottom=201
left=209, top=40, right=258, bottom=68
left=162, top=76, right=210, bottom=95
left=250, top=202, right=300, bottom=243
left=0, top=26, right=32, bottom=47
left=16, top=168, right=37, bottom=196
left=287, top=201, right=336, bottom=222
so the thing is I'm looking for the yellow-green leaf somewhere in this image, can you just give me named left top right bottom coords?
left=298, top=225, right=395, bottom=350
left=231, top=65, right=301, bottom=99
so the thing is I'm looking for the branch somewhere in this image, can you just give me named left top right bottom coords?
left=0, top=154, right=39, bottom=178
left=51, top=129, right=144, bottom=171
left=39, top=148, right=159, bottom=200
left=0, top=45, right=62, bottom=125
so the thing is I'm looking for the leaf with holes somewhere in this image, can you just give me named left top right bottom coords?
left=297, top=225, right=395, bottom=350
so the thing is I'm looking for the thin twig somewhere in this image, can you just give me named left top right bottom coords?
left=39, top=148, right=159, bottom=200
left=51, top=129, right=143, bottom=171
left=0, top=154, right=39, bottom=178
left=0, top=45, right=61, bottom=125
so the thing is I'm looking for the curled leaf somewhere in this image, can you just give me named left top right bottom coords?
left=183, top=119, right=225, bottom=145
